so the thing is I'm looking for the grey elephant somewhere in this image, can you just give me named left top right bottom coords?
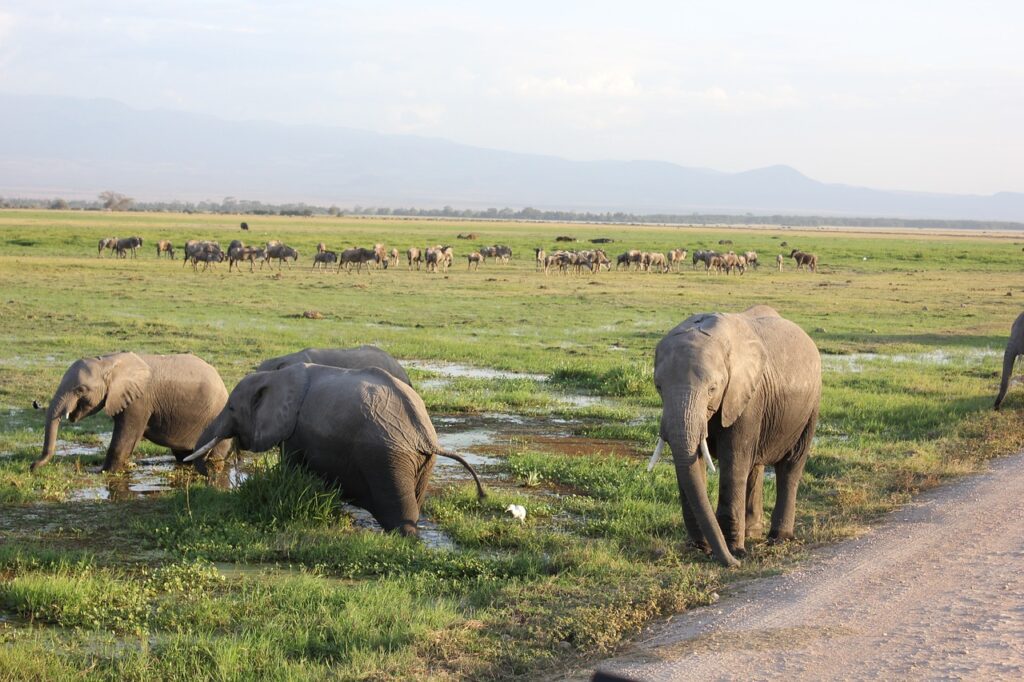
left=650, top=305, right=821, bottom=567
left=185, top=364, right=485, bottom=535
left=255, top=345, right=412, bottom=386
left=33, top=352, right=232, bottom=473
left=994, top=311, right=1024, bottom=409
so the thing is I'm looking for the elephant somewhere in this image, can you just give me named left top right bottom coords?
left=33, top=352, right=232, bottom=473
left=185, top=364, right=486, bottom=535
left=650, top=305, right=821, bottom=567
left=255, top=345, right=412, bottom=387
left=994, top=311, right=1024, bottom=409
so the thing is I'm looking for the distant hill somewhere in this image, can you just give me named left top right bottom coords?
left=1, top=93, right=1022, bottom=221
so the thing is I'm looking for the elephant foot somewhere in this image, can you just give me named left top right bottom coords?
left=767, top=529, right=795, bottom=543
left=728, top=545, right=747, bottom=559
left=745, top=525, right=764, bottom=540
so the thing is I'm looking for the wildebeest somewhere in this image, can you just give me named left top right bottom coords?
left=115, top=236, right=144, bottom=258
left=555, top=235, right=577, bottom=242
left=240, top=222, right=249, bottom=231
left=467, top=252, right=482, bottom=270
left=191, top=248, right=224, bottom=271
left=98, top=237, right=117, bottom=257
left=313, top=250, right=338, bottom=270
left=589, top=238, right=615, bottom=244
left=340, top=247, right=377, bottom=273
left=790, top=249, right=818, bottom=272
left=494, top=245, right=512, bottom=264
left=457, top=232, right=479, bottom=240
left=266, top=242, right=299, bottom=269
left=668, top=248, right=687, bottom=270
left=534, top=248, right=546, bottom=270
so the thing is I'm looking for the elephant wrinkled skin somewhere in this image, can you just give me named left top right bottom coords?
left=255, top=345, right=411, bottom=386
left=653, top=305, right=821, bottom=567
left=187, top=364, right=484, bottom=535
left=994, top=311, right=1024, bottom=410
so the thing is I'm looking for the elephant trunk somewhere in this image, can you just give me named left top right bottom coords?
left=664, top=394, right=739, bottom=568
left=994, top=346, right=1018, bottom=410
left=184, top=413, right=232, bottom=463
left=34, top=392, right=72, bottom=471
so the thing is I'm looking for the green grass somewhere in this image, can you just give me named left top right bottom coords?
left=2, top=209, right=1024, bottom=679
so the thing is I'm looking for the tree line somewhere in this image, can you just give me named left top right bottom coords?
left=1, top=194, right=1021, bottom=231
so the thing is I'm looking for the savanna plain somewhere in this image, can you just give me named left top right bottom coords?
left=1, top=210, right=1023, bottom=680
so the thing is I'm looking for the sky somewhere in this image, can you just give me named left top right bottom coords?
left=0, top=1, right=1021, bottom=195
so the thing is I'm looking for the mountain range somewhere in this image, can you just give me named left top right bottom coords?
left=1, top=93, right=1021, bottom=221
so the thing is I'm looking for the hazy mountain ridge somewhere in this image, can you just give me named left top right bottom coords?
left=1, top=94, right=1021, bottom=221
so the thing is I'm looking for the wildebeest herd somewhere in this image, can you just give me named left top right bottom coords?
left=94, top=235, right=819, bottom=277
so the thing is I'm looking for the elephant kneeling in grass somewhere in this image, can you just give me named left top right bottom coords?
left=255, top=345, right=411, bottom=387
left=650, top=305, right=821, bottom=567
left=186, top=364, right=486, bottom=535
left=33, top=352, right=232, bottom=473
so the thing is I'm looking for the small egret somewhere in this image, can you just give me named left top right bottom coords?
left=504, top=504, right=526, bottom=522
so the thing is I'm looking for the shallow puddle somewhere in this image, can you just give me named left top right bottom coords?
left=407, top=360, right=547, bottom=382
left=821, top=348, right=1000, bottom=373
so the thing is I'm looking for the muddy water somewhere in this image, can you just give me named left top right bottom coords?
left=821, top=348, right=1000, bottom=373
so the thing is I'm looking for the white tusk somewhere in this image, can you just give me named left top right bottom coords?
left=700, top=437, right=716, bottom=473
left=183, top=438, right=221, bottom=462
left=64, top=411, right=70, bottom=420
left=647, top=437, right=665, bottom=472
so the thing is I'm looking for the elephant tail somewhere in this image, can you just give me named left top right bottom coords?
left=436, top=450, right=487, bottom=499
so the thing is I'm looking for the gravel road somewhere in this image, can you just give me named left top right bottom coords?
left=581, top=450, right=1024, bottom=681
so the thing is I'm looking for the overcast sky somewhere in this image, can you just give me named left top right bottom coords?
left=1, top=1, right=1021, bottom=195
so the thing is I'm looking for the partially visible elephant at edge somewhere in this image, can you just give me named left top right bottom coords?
left=255, top=345, right=412, bottom=387
left=652, top=305, right=821, bottom=567
left=994, top=311, right=1024, bottom=410
left=186, top=364, right=485, bottom=535
left=33, top=352, right=233, bottom=473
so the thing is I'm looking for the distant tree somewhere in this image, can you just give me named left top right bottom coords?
left=328, top=205, right=341, bottom=216
left=98, top=191, right=133, bottom=211
left=50, top=198, right=69, bottom=210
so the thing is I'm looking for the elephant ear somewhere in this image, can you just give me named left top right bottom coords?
left=720, top=316, right=767, bottom=428
left=248, top=365, right=308, bottom=452
left=103, top=353, right=152, bottom=416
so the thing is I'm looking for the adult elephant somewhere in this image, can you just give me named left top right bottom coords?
left=33, top=352, right=232, bottom=473
left=650, top=305, right=821, bottom=567
left=256, top=345, right=412, bottom=387
left=185, top=364, right=485, bottom=535
left=994, top=311, right=1024, bottom=409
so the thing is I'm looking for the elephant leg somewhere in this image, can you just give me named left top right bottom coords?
left=102, top=416, right=145, bottom=472
left=769, top=415, right=817, bottom=542
left=367, top=464, right=421, bottom=536
left=745, top=465, right=765, bottom=539
left=715, top=450, right=749, bottom=557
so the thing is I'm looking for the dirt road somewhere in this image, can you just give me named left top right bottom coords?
left=582, top=450, right=1024, bottom=681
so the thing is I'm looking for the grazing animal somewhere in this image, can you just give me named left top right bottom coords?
left=240, top=222, right=249, bottom=231
left=97, top=237, right=117, bottom=257
left=776, top=253, right=784, bottom=271
left=995, top=312, right=1024, bottom=410
left=494, top=245, right=512, bottom=264
left=389, top=248, right=399, bottom=267
left=407, top=247, right=422, bottom=270
left=790, top=249, right=818, bottom=272
left=555, top=235, right=577, bottom=242
left=467, top=252, right=482, bottom=270
left=669, top=248, right=688, bottom=270
left=316, top=242, right=327, bottom=254
left=266, top=243, right=299, bottom=269
left=457, top=232, right=479, bottom=240
left=185, top=364, right=486, bottom=536
left=256, top=345, right=412, bottom=386
left=155, top=240, right=175, bottom=259
left=312, top=250, right=338, bottom=270
left=340, top=247, right=377, bottom=273
left=534, top=247, right=546, bottom=270
left=652, top=305, right=821, bottom=567
left=590, top=238, right=615, bottom=244
left=114, top=236, right=144, bottom=259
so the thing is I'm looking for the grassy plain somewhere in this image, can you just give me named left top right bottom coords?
left=2, top=209, right=1024, bottom=679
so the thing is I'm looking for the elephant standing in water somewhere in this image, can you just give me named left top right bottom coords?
left=650, top=305, right=821, bottom=567
left=186, top=364, right=485, bottom=535
left=994, top=311, right=1024, bottom=409
left=255, top=345, right=411, bottom=386
left=33, top=352, right=232, bottom=473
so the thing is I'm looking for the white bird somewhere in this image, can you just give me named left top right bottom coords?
left=504, top=504, right=526, bottom=522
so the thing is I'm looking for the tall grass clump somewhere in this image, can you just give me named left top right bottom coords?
left=235, top=452, right=342, bottom=527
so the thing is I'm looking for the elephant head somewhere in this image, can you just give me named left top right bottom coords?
left=34, top=352, right=152, bottom=471
left=654, top=313, right=767, bottom=567
left=187, top=365, right=309, bottom=462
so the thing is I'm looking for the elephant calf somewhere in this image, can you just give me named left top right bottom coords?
left=34, top=352, right=232, bottom=473
left=995, top=311, right=1024, bottom=410
left=187, top=364, right=485, bottom=535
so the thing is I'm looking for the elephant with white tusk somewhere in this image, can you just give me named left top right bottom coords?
left=994, top=311, right=1024, bottom=410
left=653, top=305, right=821, bottom=567
left=186, top=364, right=485, bottom=536
left=33, top=352, right=232, bottom=473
